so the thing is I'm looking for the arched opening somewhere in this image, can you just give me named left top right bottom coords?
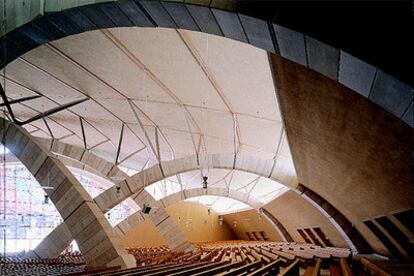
left=0, top=1, right=412, bottom=272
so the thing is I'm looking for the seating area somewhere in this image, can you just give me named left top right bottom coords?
left=83, top=241, right=353, bottom=275
left=0, top=252, right=85, bottom=276
left=2, top=241, right=414, bottom=275
left=0, top=1, right=412, bottom=275
left=88, top=241, right=344, bottom=275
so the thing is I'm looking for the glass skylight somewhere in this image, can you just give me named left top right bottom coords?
left=185, top=196, right=251, bottom=215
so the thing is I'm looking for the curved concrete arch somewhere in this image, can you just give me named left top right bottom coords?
left=38, top=138, right=366, bottom=254
left=158, top=187, right=294, bottom=242
left=35, top=138, right=293, bottom=254
left=0, top=119, right=135, bottom=268
left=36, top=137, right=127, bottom=181
left=116, top=186, right=294, bottom=243
left=95, top=153, right=372, bottom=253
left=1, top=1, right=412, bottom=127
left=38, top=138, right=295, bottom=244
left=92, top=153, right=296, bottom=211
left=34, top=137, right=194, bottom=256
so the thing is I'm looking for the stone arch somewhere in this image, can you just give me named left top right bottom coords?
left=34, top=137, right=194, bottom=257
left=0, top=1, right=410, bottom=255
left=112, top=187, right=294, bottom=243
left=95, top=153, right=370, bottom=253
left=0, top=0, right=409, bottom=259
left=37, top=138, right=365, bottom=254
left=0, top=118, right=135, bottom=268
left=0, top=1, right=412, bottom=127
left=34, top=138, right=286, bottom=256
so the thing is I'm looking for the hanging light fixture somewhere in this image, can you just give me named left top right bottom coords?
left=142, top=203, right=152, bottom=214
left=203, top=176, right=208, bottom=189
left=44, top=194, right=49, bottom=204
left=115, top=185, right=121, bottom=196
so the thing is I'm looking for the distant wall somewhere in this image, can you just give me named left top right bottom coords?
left=224, top=209, right=283, bottom=241
left=265, top=191, right=348, bottom=248
left=121, top=201, right=236, bottom=247
left=223, top=191, right=348, bottom=248
left=271, top=54, right=413, bottom=256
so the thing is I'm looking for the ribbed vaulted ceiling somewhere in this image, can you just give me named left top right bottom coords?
left=2, top=27, right=294, bottom=212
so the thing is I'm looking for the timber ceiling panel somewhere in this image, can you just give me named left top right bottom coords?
left=20, top=46, right=121, bottom=100
left=185, top=30, right=281, bottom=120
left=237, top=114, right=282, bottom=154
left=5, top=59, right=82, bottom=103
left=1, top=79, right=38, bottom=99
left=114, top=28, right=228, bottom=111
left=2, top=27, right=296, bottom=213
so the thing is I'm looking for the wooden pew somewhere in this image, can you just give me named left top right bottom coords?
left=265, top=247, right=296, bottom=261
left=360, top=257, right=392, bottom=276
left=246, top=259, right=282, bottom=276
left=221, top=260, right=262, bottom=276
left=281, top=248, right=313, bottom=259
left=249, top=247, right=270, bottom=264
left=303, top=258, right=321, bottom=276
left=259, top=248, right=279, bottom=261
left=330, top=262, right=342, bottom=276
left=192, top=261, right=244, bottom=275
left=167, top=260, right=229, bottom=276
left=241, top=248, right=256, bottom=263
left=135, top=261, right=209, bottom=276
left=119, top=262, right=192, bottom=276
left=200, top=250, right=216, bottom=262
left=212, top=250, right=225, bottom=262
left=57, top=265, right=120, bottom=276
left=279, top=259, right=301, bottom=276
left=340, top=258, right=353, bottom=276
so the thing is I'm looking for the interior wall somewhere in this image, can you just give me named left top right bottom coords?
left=264, top=191, right=348, bottom=248
left=121, top=201, right=236, bottom=247
left=271, top=54, right=414, bottom=256
left=223, top=209, right=283, bottom=241
left=168, top=202, right=237, bottom=243
left=121, top=219, right=166, bottom=248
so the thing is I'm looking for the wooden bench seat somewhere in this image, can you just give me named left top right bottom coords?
left=279, top=259, right=300, bottom=276
left=167, top=260, right=230, bottom=276
left=129, top=261, right=209, bottom=276
left=340, top=258, right=353, bottom=276
left=221, top=260, right=262, bottom=276
left=192, top=261, right=244, bottom=276
left=303, top=258, right=321, bottom=276
left=246, top=259, right=282, bottom=276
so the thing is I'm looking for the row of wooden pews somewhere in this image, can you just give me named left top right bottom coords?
left=89, top=241, right=353, bottom=275
left=12, top=241, right=411, bottom=275
left=72, top=242, right=414, bottom=275
left=357, top=256, right=414, bottom=276
left=0, top=252, right=85, bottom=276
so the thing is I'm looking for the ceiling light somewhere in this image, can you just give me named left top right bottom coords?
left=44, top=195, right=49, bottom=204
left=202, top=176, right=208, bottom=189
left=142, top=204, right=152, bottom=214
